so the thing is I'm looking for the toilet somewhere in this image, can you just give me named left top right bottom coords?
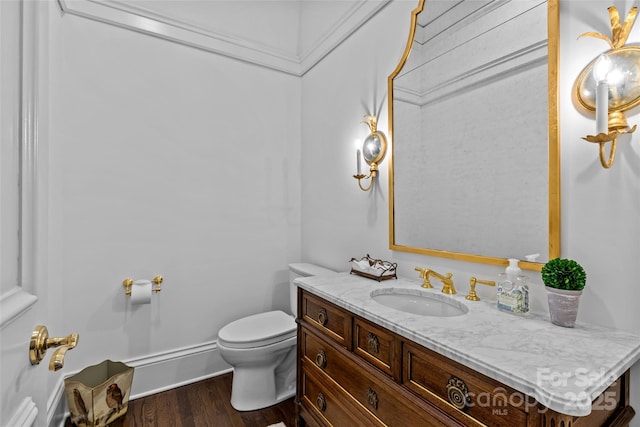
left=217, top=263, right=335, bottom=411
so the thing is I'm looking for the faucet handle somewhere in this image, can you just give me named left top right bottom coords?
left=466, top=277, right=496, bottom=301
left=414, top=267, right=433, bottom=288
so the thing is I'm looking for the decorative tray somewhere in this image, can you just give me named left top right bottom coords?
left=349, top=254, right=397, bottom=282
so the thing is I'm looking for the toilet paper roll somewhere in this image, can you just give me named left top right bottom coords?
left=131, top=279, right=152, bottom=305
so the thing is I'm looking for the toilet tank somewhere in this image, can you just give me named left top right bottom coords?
left=288, top=263, right=336, bottom=315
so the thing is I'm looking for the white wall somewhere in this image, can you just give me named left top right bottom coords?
left=20, top=0, right=640, bottom=423
left=301, top=0, right=640, bottom=423
left=46, top=0, right=301, bottom=396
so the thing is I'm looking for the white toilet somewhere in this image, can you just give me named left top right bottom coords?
left=217, top=263, right=335, bottom=411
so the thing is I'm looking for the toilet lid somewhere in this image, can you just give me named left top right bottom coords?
left=218, top=310, right=296, bottom=349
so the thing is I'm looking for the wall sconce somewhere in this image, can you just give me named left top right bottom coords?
left=353, top=115, right=387, bottom=191
left=574, top=6, right=639, bottom=168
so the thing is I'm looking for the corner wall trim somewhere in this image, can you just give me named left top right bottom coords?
left=49, top=340, right=230, bottom=427
left=56, top=0, right=390, bottom=76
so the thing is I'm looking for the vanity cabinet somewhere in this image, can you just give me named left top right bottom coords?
left=295, top=289, right=635, bottom=427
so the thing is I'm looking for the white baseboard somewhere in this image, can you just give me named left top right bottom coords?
left=7, top=397, right=38, bottom=427
left=49, top=340, right=230, bottom=427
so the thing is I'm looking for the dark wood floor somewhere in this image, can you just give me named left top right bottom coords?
left=64, top=373, right=296, bottom=427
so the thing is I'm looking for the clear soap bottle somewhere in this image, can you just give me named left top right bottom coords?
left=496, top=259, right=529, bottom=315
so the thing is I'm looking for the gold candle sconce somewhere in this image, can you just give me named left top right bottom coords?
left=122, top=275, right=163, bottom=296
left=353, top=115, right=388, bottom=191
left=574, top=6, right=639, bottom=169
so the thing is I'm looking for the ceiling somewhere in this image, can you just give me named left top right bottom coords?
left=57, top=0, right=391, bottom=75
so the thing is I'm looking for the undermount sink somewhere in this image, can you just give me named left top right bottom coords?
left=370, top=288, right=468, bottom=317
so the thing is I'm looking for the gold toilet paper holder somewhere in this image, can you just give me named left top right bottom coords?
left=123, top=275, right=163, bottom=296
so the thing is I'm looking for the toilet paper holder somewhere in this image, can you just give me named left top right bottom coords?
left=122, top=275, right=163, bottom=296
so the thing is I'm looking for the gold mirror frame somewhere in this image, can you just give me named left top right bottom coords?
left=387, top=0, right=560, bottom=272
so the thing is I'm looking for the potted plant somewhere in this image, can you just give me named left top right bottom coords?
left=541, top=258, right=587, bottom=328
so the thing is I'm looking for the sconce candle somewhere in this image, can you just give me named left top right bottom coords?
left=593, top=54, right=611, bottom=135
left=357, top=148, right=362, bottom=176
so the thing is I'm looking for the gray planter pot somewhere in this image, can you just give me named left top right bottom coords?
left=546, top=286, right=583, bottom=328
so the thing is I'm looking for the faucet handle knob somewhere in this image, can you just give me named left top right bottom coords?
left=466, top=277, right=496, bottom=301
left=415, top=267, right=433, bottom=288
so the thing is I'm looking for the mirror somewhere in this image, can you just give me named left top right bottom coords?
left=388, top=0, right=559, bottom=271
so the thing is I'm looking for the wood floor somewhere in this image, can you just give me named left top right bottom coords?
left=64, top=373, right=296, bottom=427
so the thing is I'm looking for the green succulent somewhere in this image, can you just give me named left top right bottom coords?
left=541, top=258, right=587, bottom=291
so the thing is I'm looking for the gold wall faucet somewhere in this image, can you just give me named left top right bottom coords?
left=466, top=277, right=496, bottom=301
left=415, top=267, right=456, bottom=294
left=29, top=325, right=79, bottom=371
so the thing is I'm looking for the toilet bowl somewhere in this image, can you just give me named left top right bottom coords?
left=217, top=263, right=335, bottom=411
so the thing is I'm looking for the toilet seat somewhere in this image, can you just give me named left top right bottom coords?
left=218, top=310, right=296, bottom=349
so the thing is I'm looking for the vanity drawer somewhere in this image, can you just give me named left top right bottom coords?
left=299, top=362, right=380, bottom=427
left=403, top=341, right=530, bottom=427
left=301, top=326, right=462, bottom=427
left=353, top=316, right=401, bottom=380
left=300, top=290, right=351, bottom=348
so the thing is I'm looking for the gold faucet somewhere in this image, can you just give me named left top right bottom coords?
left=415, top=267, right=433, bottom=288
left=466, top=277, right=496, bottom=301
left=415, top=267, right=456, bottom=294
left=29, top=325, right=79, bottom=371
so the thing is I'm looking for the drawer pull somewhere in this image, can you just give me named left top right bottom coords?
left=315, top=350, right=327, bottom=369
left=366, top=387, right=379, bottom=410
left=317, top=308, right=328, bottom=326
left=446, top=376, right=471, bottom=410
left=367, top=332, right=380, bottom=353
left=316, top=392, right=327, bottom=412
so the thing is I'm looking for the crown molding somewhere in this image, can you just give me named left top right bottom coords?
left=57, top=0, right=390, bottom=76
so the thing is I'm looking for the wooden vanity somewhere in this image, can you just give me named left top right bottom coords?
left=294, top=276, right=639, bottom=427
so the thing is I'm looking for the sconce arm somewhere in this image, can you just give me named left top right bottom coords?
left=353, top=169, right=377, bottom=191
left=583, top=125, right=637, bottom=168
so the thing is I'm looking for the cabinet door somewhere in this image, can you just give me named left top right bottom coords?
left=404, top=341, right=530, bottom=427
left=353, top=316, right=401, bottom=380
left=300, top=291, right=351, bottom=348
left=299, top=362, right=382, bottom=427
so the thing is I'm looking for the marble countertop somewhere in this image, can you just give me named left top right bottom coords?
left=295, top=273, right=640, bottom=417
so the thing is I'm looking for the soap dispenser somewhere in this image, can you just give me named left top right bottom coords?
left=496, top=259, right=529, bottom=315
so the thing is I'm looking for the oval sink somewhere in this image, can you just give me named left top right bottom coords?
left=370, top=288, right=468, bottom=317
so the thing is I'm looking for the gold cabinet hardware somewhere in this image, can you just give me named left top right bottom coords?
left=446, top=376, right=471, bottom=410
left=122, top=275, right=163, bottom=296
left=367, top=332, right=380, bottom=353
left=29, top=325, right=79, bottom=371
left=317, top=308, right=328, bottom=326
left=466, top=277, right=496, bottom=301
left=316, top=392, right=327, bottom=412
left=315, top=350, right=327, bottom=369
left=366, top=387, right=379, bottom=410
left=415, top=267, right=455, bottom=294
